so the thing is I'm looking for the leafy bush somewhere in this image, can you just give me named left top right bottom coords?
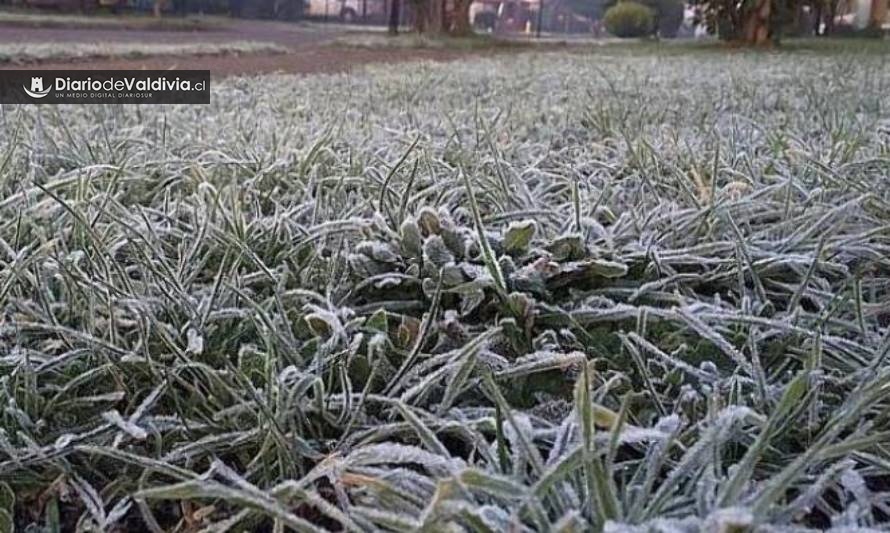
left=606, top=0, right=685, bottom=37
left=603, top=1, right=655, bottom=37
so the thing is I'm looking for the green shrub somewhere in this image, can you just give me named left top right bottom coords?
left=604, top=0, right=684, bottom=38
left=603, top=1, right=655, bottom=38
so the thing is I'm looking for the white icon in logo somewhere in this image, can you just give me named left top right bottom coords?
left=24, top=77, right=51, bottom=99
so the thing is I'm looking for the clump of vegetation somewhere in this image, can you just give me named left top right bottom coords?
left=688, top=0, right=886, bottom=44
left=1, top=48, right=889, bottom=531
left=0, top=40, right=287, bottom=64
left=605, top=0, right=685, bottom=37
left=604, top=1, right=655, bottom=37
left=331, top=33, right=527, bottom=50
left=0, top=10, right=227, bottom=30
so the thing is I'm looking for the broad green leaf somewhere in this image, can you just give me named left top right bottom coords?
left=503, top=220, right=537, bottom=255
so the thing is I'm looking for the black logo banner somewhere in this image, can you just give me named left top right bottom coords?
left=0, top=70, right=210, bottom=104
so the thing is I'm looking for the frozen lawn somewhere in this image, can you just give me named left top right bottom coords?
left=0, top=40, right=286, bottom=64
left=1, top=48, right=889, bottom=531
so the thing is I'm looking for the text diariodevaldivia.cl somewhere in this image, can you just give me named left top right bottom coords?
left=52, top=77, right=206, bottom=92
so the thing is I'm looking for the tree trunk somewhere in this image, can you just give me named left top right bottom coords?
left=871, top=0, right=887, bottom=27
left=412, top=0, right=444, bottom=32
left=430, top=0, right=445, bottom=32
left=813, top=1, right=823, bottom=34
left=153, top=0, right=164, bottom=17
left=450, top=0, right=472, bottom=35
left=825, top=0, right=837, bottom=34
left=440, top=0, right=447, bottom=30
left=742, top=0, right=771, bottom=44
left=413, top=0, right=428, bottom=32
left=389, top=0, right=401, bottom=34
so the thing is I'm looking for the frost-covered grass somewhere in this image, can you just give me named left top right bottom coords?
left=0, top=40, right=286, bottom=64
left=1, top=49, right=890, bottom=532
left=331, top=32, right=534, bottom=50
left=0, top=10, right=228, bottom=31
